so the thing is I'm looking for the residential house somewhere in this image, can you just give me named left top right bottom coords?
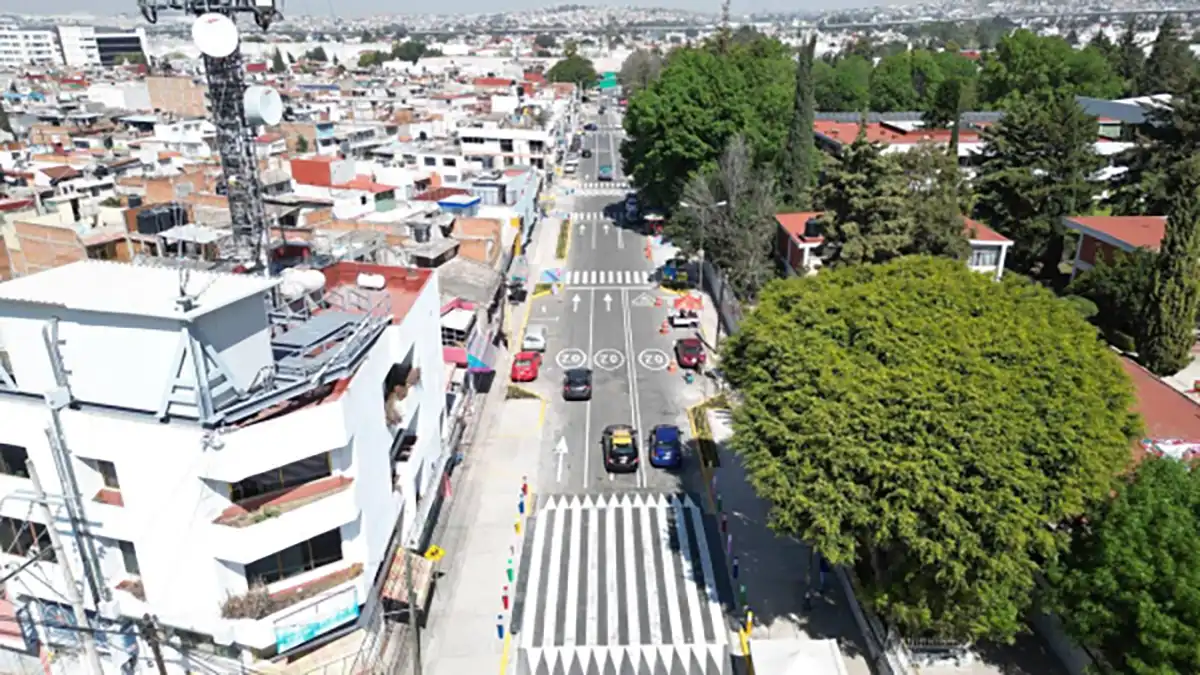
left=1061, top=215, right=1166, bottom=279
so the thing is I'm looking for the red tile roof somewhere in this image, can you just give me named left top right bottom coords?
left=1065, top=216, right=1167, bottom=251
left=414, top=186, right=470, bottom=202
left=40, top=166, right=81, bottom=181
left=334, top=175, right=395, bottom=194
left=814, top=120, right=982, bottom=147
left=776, top=212, right=1010, bottom=245
left=474, top=77, right=515, bottom=88
left=1120, top=357, right=1200, bottom=462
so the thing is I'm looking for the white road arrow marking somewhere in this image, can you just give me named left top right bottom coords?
left=572, top=294, right=581, bottom=312
left=603, top=223, right=609, bottom=234
left=603, top=293, right=612, bottom=312
left=555, top=436, right=568, bottom=483
left=579, top=223, right=586, bottom=233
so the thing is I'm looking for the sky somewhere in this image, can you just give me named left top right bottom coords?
left=9, top=0, right=899, bottom=19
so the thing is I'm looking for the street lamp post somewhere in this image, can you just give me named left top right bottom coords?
left=679, top=200, right=729, bottom=345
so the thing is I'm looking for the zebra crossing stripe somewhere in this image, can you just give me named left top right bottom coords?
left=622, top=497, right=641, bottom=645
left=521, top=499, right=552, bottom=648
left=640, top=499, right=663, bottom=645
left=563, top=270, right=653, bottom=286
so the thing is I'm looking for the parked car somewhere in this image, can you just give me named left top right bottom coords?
left=511, top=352, right=542, bottom=382
left=674, top=337, right=706, bottom=369
left=584, top=122, right=598, bottom=131
left=598, top=165, right=614, bottom=181
left=522, top=325, right=548, bottom=352
left=562, top=368, right=593, bottom=401
left=649, top=424, right=683, bottom=469
left=602, top=424, right=639, bottom=473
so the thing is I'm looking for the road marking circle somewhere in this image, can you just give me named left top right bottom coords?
left=593, top=348, right=626, bottom=372
left=637, top=348, right=670, bottom=372
left=555, top=348, right=588, bottom=370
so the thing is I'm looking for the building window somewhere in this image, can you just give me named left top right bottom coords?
left=0, top=517, right=54, bottom=562
left=442, top=158, right=456, bottom=167
left=500, top=139, right=514, bottom=153
left=423, top=157, right=436, bottom=166
left=118, top=540, right=140, bottom=576
left=970, top=247, right=999, bottom=268
left=231, top=454, right=331, bottom=503
left=0, top=444, right=28, bottom=478
left=245, top=529, right=343, bottom=585
left=96, top=460, right=120, bottom=490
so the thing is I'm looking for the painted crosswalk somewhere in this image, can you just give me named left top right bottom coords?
left=513, top=493, right=731, bottom=675
left=570, top=212, right=613, bottom=221
left=576, top=181, right=632, bottom=191
left=566, top=270, right=653, bottom=287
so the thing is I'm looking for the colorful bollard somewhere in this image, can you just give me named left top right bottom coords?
left=716, top=494, right=723, bottom=514
left=514, top=519, right=522, bottom=535
left=521, top=476, right=528, bottom=496
left=739, top=584, right=748, bottom=606
left=506, top=559, right=514, bottom=583
left=732, top=555, right=740, bottom=580
left=726, top=533, right=733, bottom=556
left=720, top=513, right=728, bottom=534
left=496, top=615, right=505, bottom=640
left=745, top=610, right=754, bottom=633
left=502, top=586, right=510, bottom=610
left=519, top=498, right=526, bottom=515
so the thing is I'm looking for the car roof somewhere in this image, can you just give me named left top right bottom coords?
left=565, top=368, right=592, bottom=377
left=515, top=351, right=540, bottom=359
left=678, top=337, right=703, bottom=347
left=653, top=425, right=681, bottom=441
left=526, top=324, right=547, bottom=336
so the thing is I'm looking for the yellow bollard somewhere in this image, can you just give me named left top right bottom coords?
left=514, top=519, right=522, bottom=535
left=745, top=611, right=754, bottom=633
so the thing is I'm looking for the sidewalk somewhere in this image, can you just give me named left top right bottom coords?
left=420, top=200, right=569, bottom=675
left=704, top=408, right=874, bottom=675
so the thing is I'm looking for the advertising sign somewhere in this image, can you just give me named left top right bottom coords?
left=274, top=587, right=360, bottom=653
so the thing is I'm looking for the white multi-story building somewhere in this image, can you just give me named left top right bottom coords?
left=0, top=25, right=62, bottom=70
left=57, top=26, right=147, bottom=68
left=457, top=119, right=557, bottom=171
left=0, top=259, right=448, bottom=673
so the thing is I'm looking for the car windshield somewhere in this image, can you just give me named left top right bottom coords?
left=680, top=343, right=702, bottom=355
left=566, top=370, right=590, bottom=385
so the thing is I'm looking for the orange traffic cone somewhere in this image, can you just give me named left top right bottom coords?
left=654, top=296, right=662, bottom=308
left=668, top=360, right=678, bottom=373
left=660, top=320, right=669, bottom=334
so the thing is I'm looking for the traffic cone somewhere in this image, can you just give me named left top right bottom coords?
left=654, top=296, right=662, bottom=308
left=660, top=320, right=669, bottom=334
left=668, top=360, right=678, bottom=373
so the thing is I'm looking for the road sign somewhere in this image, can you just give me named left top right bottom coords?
left=593, top=349, right=626, bottom=372
left=630, top=292, right=656, bottom=308
left=424, top=545, right=446, bottom=562
left=637, top=349, right=670, bottom=372
left=556, top=348, right=588, bottom=370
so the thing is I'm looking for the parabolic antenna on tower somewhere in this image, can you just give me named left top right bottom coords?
left=244, top=86, right=283, bottom=126
left=192, top=13, right=240, bottom=59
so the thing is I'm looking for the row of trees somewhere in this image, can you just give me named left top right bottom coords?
left=624, top=28, right=1200, bottom=671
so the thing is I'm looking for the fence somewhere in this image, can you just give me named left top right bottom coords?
left=700, top=260, right=743, bottom=337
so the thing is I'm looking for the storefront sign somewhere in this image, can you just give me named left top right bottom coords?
left=274, top=587, right=360, bottom=653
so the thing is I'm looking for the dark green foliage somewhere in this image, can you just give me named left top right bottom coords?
left=547, top=54, right=597, bottom=87
left=1050, top=458, right=1200, bottom=675
left=1116, top=20, right=1145, bottom=96
left=1138, top=158, right=1200, bottom=376
left=978, top=30, right=1122, bottom=109
left=1140, top=16, right=1197, bottom=96
left=779, top=36, right=817, bottom=210
left=722, top=257, right=1140, bottom=642
left=1066, top=250, right=1156, bottom=346
left=973, top=93, right=1104, bottom=279
left=1108, top=80, right=1200, bottom=216
left=1060, top=295, right=1099, bottom=322
left=897, top=144, right=971, bottom=261
left=270, top=48, right=286, bottom=74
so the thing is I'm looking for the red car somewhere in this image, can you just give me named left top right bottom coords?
left=511, top=352, right=542, bottom=382
left=674, top=338, right=706, bottom=370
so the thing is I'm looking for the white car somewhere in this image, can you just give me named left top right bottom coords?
left=522, top=324, right=548, bottom=352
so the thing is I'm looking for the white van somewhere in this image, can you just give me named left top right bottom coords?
left=522, top=324, right=548, bottom=352
left=563, top=159, right=579, bottom=175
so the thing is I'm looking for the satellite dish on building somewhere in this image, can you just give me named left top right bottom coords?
left=192, top=13, right=240, bottom=59
left=243, top=86, right=283, bottom=126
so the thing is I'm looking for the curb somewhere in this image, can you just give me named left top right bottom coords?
left=659, top=285, right=693, bottom=296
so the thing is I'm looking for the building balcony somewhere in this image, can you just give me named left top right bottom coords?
left=208, top=476, right=358, bottom=566
left=222, top=562, right=364, bottom=652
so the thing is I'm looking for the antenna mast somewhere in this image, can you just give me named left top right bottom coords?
left=136, top=0, right=284, bottom=276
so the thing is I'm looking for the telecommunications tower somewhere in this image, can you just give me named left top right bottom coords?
left=136, top=0, right=285, bottom=273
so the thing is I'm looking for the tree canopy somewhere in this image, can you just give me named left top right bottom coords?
left=391, top=40, right=439, bottom=64
left=621, top=36, right=793, bottom=209
left=721, top=256, right=1141, bottom=642
left=546, top=53, right=598, bottom=88
left=617, top=49, right=663, bottom=96
left=1050, top=457, right=1200, bottom=674
left=978, top=29, right=1122, bottom=108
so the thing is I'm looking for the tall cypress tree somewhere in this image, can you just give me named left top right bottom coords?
left=780, top=35, right=817, bottom=209
left=1117, top=19, right=1145, bottom=96
left=1139, top=157, right=1200, bottom=376
left=1141, top=16, right=1196, bottom=96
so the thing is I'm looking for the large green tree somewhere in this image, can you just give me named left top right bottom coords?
left=973, top=93, right=1104, bottom=280
left=546, top=54, right=597, bottom=88
left=1140, top=16, right=1196, bottom=96
left=1065, top=250, right=1156, bottom=349
left=896, top=144, right=971, bottom=260
left=621, top=37, right=793, bottom=210
left=722, top=256, right=1140, bottom=642
left=778, top=36, right=817, bottom=210
left=814, top=128, right=914, bottom=266
left=812, top=55, right=871, bottom=112
left=617, top=49, right=663, bottom=96
left=1116, top=20, right=1145, bottom=96
left=978, top=30, right=1122, bottom=108
left=1050, top=457, right=1200, bottom=674
left=1138, top=157, right=1200, bottom=376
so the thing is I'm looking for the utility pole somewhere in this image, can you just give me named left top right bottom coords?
left=26, top=459, right=104, bottom=675
left=140, top=614, right=168, bottom=675
left=406, top=553, right=422, bottom=675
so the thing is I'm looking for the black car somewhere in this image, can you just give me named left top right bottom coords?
left=562, top=368, right=593, bottom=400
left=584, top=122, right=598, bottom=131
left=581, top=149, right=593, bottom=158
left=602, top=424, right=639, bottom=473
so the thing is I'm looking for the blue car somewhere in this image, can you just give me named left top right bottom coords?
left=649, top=425, right=684, bottom=469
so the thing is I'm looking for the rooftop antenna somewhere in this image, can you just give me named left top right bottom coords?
left=136, top=0, right=284, bottom=278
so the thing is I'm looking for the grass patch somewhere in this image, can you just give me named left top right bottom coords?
left=506, top=385, right=540, bottom=400
left=555, top=219, right=570, bottom=259
left=533, top=282, right=554, bottom=295
left=689, top=395, right=731, bottom=468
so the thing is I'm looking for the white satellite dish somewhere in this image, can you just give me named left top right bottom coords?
left=192, top=13, right=239, bottom=59
left=244, top=86, right=283, bottom=126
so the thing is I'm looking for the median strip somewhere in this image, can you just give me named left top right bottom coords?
left=686, top=393, right=730, bottom=469
left=555, top=218, right=571, bottom=260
